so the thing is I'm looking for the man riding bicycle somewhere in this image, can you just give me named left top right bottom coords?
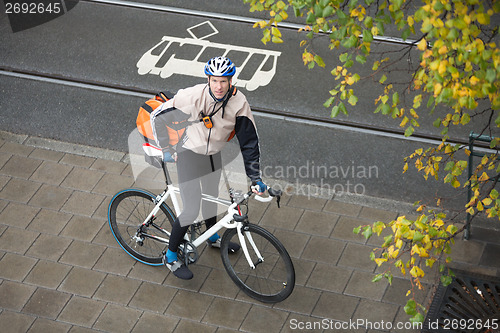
left=150, top=56, right=267, bottom=279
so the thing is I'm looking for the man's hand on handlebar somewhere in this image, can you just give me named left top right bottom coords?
left=251, top=180, right=267, bottom=195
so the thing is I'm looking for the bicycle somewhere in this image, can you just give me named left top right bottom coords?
left=108, top=159, right=295, bottom=303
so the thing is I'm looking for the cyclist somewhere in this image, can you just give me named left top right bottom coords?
left=151, top=56, right=267, bottom=280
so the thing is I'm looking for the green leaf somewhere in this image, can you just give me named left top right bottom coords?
left=356, top=55, right=367, bottom=64
left=362, top=226, right=373, bottom=239
left=409, top=313, right=425, bottom=324
left=342, top=35, right=358, bottom=48
left=348, top=94, right=358, bottom=106
left=353, top=226, right=361, bottom=234
left=413, top=231, right=424, bottom=242
left=441, top=275, right=453, bottom=286
left=404, top=299, right=417, bottom=316
left=331, top=105, right=340, bottom=118
left=372, top=273, right=383, bottom=282
left=314, top=55, right=326, bottom=67
left=322, top=5, right=334, bottom=17
left=404, top=126, right=415, bottom=137
left=362, top=29, right=373, bottom=42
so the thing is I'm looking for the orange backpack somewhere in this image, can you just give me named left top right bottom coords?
left=136, top=92, right=187, bottom=148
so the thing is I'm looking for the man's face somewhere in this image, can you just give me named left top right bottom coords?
left=209, top=76, right=231, bottom=100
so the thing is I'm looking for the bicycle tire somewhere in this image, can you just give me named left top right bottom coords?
left=108, top=188, right=176, bottom=265
left=220, top=224, right=295, bottom=303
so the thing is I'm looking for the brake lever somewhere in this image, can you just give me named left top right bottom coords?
left=268, top=188, right=282, bottom=208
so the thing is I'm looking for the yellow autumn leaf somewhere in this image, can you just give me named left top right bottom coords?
left=417, top=38, right=427, bottom=51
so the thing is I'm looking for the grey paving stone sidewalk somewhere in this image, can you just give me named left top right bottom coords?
left=0, top=132, right=498, bottom=333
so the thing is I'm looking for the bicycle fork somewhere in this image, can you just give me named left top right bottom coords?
left=237, top=223, right=264, bottom=269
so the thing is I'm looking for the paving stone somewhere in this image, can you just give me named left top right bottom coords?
left=0, top=141, right=33, bottom=156
left=91, top=197, right=111, bottom=220
left=301, top=236, right=346, bottom=265
left=479, top=243, right=500, bottom=268
left=28, top=317, right=72, bottom=333
left=30, top=161, right=73, bottom=186
left=0, top=174, right=9, bottom=191
left=287, top=195, right=327, bottom=211
left=165, top=289, right=213, bottom=321
left=61, top=167, right=104, bottom=191
left=28, top=184, right=73, bottom=210
left=290, top=257, right=316, bottom=286
left=92, top=173, right=134, bottom=196
left=0, top=280, right=36, bottom=311
left=202, top=298, right=252, bottom=330
left=273, top=285, right=322, bottom=315
left=23, top=260, right=72, bottom=289
left=29, top=148, right=65, bottom=162
left=199, top=268, right=240, bottom=299
left=57, top=295, right=106, bottom=328
left=307, top=263, right=353, bottom=293
left=0, top=155, right=42, bottom=179
left=61, top=191, right=106, bottom=217
left=59, top=215, right=104, bottom=241
left=129, top=281, right=177, bottom=313
left=295, top=210, right=338, bottom=237
left=344, top=270, right=388, bottom=301
left=173, top=319, right=216, bottom=333
left=0, top=201, right=39, bottom=228
left=382, top=277, right=428, bottom=306
left=0, top=227, right=39, bottom=254
left=59, top=240, right=106, bottom=268
left=352, top=299, right=400, bottom=329
left=67, top=326, right=96, bottom=333
left=337, top=243, right=377, bottom=272
left=60, top=154, right=95, bottom=168
left=58, top=267, right=106, bottom=298
left=165, top=264, right=211, bottom=291
left=240, top=305, right=289, bottom=333
left=93, top=274, right=142, bottom=305
left=91, top=159, right=127, bottom=174
left=359, top=207, right=398, bottom=223
left=126, top=262, right=167, bottom=284
left=450, top=237, right=485, bottom=264
left=93, top=247, right=134, bottom=276
left=324, top=200, right=362, bottom=217
left=131, top=312, right=179, bottom=333
left=0, top=310, right=36, bottom=333
left=331, top=215, right=370, bottom=244
left=272, top=228, right=310, bottom=259
left=0, top=252, right=37, bottom=281
left=312, top=291, right=360, bottom=321
left=260, top=204, right=303, bottom=230
left=93, top=303, right=142, bottom=333
left=27, top=209, right=72, bottom=235
left=0, top=152, right=11, bottom=170
left=26, top=233, right=72, bottom=261
left=0, top=178, right=41, bottom=203
left=22, top=287, right=71, bottom=319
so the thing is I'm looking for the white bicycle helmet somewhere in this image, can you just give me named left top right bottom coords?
left=204, top=56, right=236, bottom=77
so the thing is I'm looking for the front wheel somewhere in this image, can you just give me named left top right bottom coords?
left=108, top=189, right=176, bottom=265
left=220, top=224, right=295, bottom=303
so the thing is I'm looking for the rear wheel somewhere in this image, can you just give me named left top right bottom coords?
left=220, top=224, right=295, bottom=303
left=108, top=189, right=175, bottom=265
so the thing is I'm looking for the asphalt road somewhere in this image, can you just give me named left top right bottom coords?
left=0, top=0, right=491, bottom=209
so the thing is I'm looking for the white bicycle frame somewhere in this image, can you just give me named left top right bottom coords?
left=142, top=183, right=274, bottom=269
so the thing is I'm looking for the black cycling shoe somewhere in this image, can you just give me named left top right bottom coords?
left=162, top=255, right=193, bottom=280
left=207, top=238, right=241, bottom=253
